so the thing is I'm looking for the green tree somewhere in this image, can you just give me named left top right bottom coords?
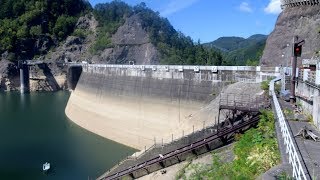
left=29, top=25, right=42, bottom=37
left=0, top=0, right=90, bottom=60
left=53, top=15, right=77, bottom=40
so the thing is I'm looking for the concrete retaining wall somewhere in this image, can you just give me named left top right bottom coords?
left=65, top=65, right=277, bottom=150
left=289, top=67, right=320, bottom=129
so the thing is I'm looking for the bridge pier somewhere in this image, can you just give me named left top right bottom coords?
left=19, top=63, right=29, bottom=93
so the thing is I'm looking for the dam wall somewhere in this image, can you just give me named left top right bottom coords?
left=65, top=65, right=279, bottom=150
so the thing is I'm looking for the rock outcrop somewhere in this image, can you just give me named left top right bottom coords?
left=0, top=60, right=19, bottom=91
left=44, top=13, right=98, bottom=63
left=261, top=5, right=320, bottom=66
left=45, top=14, right=159, bottom=65
left=92, top=14, right=159, bottom=65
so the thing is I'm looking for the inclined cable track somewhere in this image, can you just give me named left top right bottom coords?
left=100, top=94, right=267, bottom=180
left=101, top=115, right=260, bottom=180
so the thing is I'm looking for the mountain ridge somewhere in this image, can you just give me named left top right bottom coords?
left=203, top=34, right=267, bottom=65
left=204, top=34, right=267, bottom=52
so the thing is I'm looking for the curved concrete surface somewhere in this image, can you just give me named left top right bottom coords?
left=65, top=66, right=262, bottom=150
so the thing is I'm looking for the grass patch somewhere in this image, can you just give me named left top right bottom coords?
left=261, top=79, right=280, bottom=94
left=175, top=156, right=194, bottom=180
left=284, top=108, right=294, bottom=116
left=307, top=114, right=313, bottom=123
left=72, top=28, right=92, bottom=39
left=186, top=110, right=280, bottom=179
left=277, top=172, right=295, bottom=180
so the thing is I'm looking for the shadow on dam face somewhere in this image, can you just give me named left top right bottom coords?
left=65, top=66, right=261, bottom=150
left=67, top=66, right=82, bottom=90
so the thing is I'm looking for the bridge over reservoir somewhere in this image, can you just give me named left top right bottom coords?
left=65, top=64, right=279, bottom=150
left=18, top=60, right=83, bottom=92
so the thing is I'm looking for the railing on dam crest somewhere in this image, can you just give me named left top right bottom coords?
left=80, top=63, right=279, bottom=73
left=270, top=78, right=308, bottom=180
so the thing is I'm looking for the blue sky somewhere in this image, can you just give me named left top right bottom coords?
left=89, top=0, right=282, bottom=43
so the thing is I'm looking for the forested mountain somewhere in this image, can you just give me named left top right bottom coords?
left=204, top=37, right=246, bottom=52
left=92, top=1, right=223, bottom=65
left=0, top=0, right=90, bottom=60
left=204, top=34, right=267, bottom=65
left=0, top=0, right=254, bottom=66
left=0, top=0, right=224, bottom=65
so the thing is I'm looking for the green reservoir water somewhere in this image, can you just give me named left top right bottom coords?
left=0, top=91, right=135, bottom=180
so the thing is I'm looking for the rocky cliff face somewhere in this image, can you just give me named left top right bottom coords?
left=92, top=14, right=159, bottom=64
left=43, top=13, right=98, bottom=63
left=261, top=5, right=320, bottom=66
left=45, top=14, right=159, bottom=65
left=0, top=60, right=19, bottom=91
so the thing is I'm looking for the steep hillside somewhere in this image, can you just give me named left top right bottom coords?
left=88, top=2, right=223, bottom=65
left=43, top=13, right=98, bottom=63
left=261, top=5, right=320, bottom=66
left=99, top=14, right=159, bottom=64
left=0, top=0, right=91, bottom=91
left=204, top=34, right=267, bottom=65
left=0, top=0, right=91, bottom=61
left=43, top=1, right=224, bottom=65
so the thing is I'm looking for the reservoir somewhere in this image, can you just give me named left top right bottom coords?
left=0, top=91, right=135, bottom=179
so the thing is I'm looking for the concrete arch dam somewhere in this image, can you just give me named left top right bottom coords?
left=65, top=65, right=277, bottom=150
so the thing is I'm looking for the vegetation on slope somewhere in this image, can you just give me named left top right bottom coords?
left=0, top=0, right=264, bottom=66
left=183, top=110, right=280, bottom=179
left=204, top=34, right=267, bottom=66
left=92, top=1, right=223, bottom=65
left=205, top=36, right=247, bottom=52
left=135, top=3, right=223, bottom=65
left=91, top=1, right=132, bottom=54
left=0, top=0, right=90, bottom=61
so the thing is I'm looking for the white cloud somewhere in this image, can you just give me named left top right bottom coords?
left=255, top=20, right=263, bottom=27
left=160, top=0, right=200, bottom=17
left=239, top=2, right=253, bottom=13
left=264, top=0, right=282, bottom=14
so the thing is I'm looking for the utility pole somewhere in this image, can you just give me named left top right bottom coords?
left=290, top=36, right=305, bottom=104
left=290, top=36, right=298, bottom=103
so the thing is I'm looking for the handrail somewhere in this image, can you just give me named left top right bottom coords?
left=270, top=78, right=308, bottom=180
left=80, top=64, right=279, bottom=73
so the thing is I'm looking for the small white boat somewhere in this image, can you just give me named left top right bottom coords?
left=43, top=162, right=50, bottom=172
